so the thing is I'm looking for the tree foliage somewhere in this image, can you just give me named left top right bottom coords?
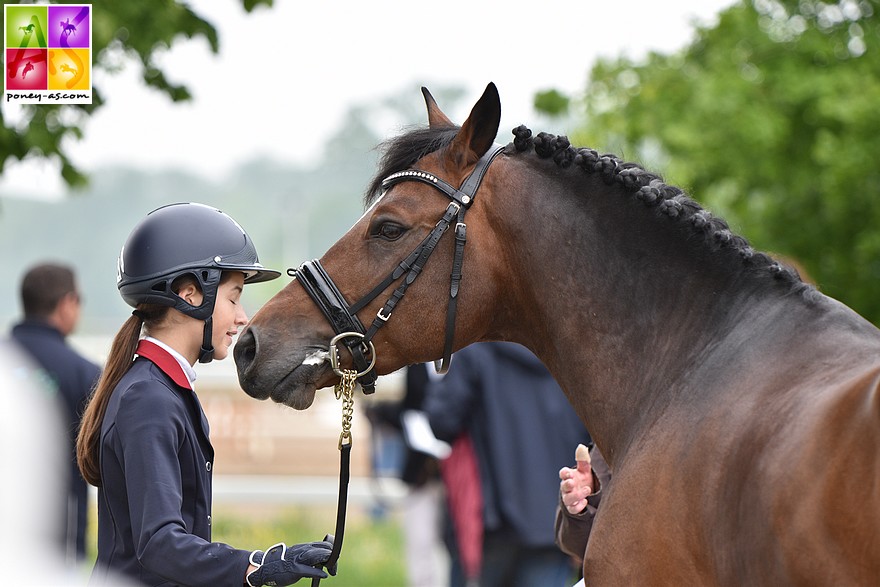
left=555, top=0, right=880, bottom=324
left=0, top=0, right=272, bottom=187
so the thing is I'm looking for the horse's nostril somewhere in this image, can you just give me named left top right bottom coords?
left=234, top=328, right=256, bottom=371
left=234, top=328, right=269, bottom=399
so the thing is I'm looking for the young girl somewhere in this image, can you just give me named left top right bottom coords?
left=76, top=203, right=334, bottom=587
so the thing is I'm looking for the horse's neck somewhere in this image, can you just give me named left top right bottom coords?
left=489, top=173, right=798, bottom=463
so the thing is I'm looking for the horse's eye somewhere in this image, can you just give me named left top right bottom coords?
left=375, top=223, right=405, bottom=241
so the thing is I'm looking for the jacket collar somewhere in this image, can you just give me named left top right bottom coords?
left=135, top=338, right=194, bottom=390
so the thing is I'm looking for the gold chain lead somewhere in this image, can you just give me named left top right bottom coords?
left=335, top=369, right=356, bottom=449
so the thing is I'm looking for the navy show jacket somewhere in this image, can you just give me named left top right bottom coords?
left=92, top=340, right=251, bottom=587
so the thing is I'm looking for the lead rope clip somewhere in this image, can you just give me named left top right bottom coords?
left=335, top=369, right=356, bottom=449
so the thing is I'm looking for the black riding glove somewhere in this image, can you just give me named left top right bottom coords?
left=246, top=539, right=335, bottom=586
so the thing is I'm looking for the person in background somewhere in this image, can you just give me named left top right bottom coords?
left=75, top=203, right=333, bottom=587
left=9, top=262, right=100, bottom=563
left=0, top=340, right=144, bottom=586
left=423, top=341, right=591, bottom=587
left=364, top=362, right=450, bottom=587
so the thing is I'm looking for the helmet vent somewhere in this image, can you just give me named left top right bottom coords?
left=151, top=280, right=167, bottom=293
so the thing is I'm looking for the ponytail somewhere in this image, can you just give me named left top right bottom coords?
left=76, top=306, right=164, bottom=486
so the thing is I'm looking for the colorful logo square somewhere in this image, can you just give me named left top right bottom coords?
left=5, top=5, right=47, bottom=48
left=4, top=4, right=92, bottom=104
left=48, top=47, right=89, bottom=90
left=5, top=48, right=47, bottom=90
left=49, top=5, right=89, bottom=49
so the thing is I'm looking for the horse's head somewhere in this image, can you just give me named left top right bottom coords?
left=235, top=83, right=514, bottom=408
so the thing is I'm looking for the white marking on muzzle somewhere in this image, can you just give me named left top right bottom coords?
left=303, top=349, right=330, bottom=366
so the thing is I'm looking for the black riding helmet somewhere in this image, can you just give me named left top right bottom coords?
left=117, top=202, right=280, bottom=362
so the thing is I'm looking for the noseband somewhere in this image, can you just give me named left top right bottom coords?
left=291, top=144, right=505, bottom=392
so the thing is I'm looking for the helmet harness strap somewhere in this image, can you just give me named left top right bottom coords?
left=198, top=316, right=214, bottom=364
left=187, top=268, right=221, bottom=364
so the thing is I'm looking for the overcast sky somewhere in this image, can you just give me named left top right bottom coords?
left=0, top=0, right=738, bottom=198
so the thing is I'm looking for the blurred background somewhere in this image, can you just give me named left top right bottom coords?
left=2, top=0, right=879, bottom=584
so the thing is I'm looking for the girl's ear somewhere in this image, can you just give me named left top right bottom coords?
left=176, top=281, right=203, bottom=306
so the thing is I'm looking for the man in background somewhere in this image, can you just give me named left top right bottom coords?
left=9, top=262, right=100, bottom=562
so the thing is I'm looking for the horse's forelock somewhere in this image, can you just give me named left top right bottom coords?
left=364, top=126, right=460, bottom=207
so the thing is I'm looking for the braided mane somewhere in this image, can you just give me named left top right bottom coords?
left=366, top=124, right=815, bottom=296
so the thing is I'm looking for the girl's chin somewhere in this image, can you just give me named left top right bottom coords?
left=212, top=343, right=231, bottom=361
left=213, top=335, right=235, bottom=357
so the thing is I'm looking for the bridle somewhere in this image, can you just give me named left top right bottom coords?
left=290, top=143, right=505, bottom=392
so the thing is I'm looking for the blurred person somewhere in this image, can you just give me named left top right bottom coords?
left=0, top=341, right=118, bottom=585
left=9, top=261, right=100, bottom=563
left=75, top=203, right=334, bottom=587
left=424, top=342, right=590, bottom=587
left=364, top=362, right=451, bottom=587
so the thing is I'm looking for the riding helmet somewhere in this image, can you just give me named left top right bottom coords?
left=117, top=202, right=280, bottom=321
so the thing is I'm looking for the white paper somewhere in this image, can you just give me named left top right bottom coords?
left=401, top=409, right=452, bottom=459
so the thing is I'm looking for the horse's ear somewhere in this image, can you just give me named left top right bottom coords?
left=422, top=87, right=455, bottom=129
left=448, top=82, right=501, bottom=166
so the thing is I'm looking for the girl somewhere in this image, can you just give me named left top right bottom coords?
left=76, top=203, right=333, bottom=587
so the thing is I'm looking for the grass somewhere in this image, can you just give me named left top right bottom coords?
left=213, top=504, right=407, bottom=586
left=85, top=502, right=408, bottom=586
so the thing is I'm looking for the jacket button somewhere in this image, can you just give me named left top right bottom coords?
left=207, top=515, right=212, bottom=526
left=206, top=461, right=212, bottom=472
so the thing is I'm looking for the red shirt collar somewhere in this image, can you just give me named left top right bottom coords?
left=136, top=339, right=193, bottom=390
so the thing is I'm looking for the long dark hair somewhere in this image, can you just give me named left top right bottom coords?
left=75, top=304, right=167, bottom=487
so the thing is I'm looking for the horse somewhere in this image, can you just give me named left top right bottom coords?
left=234, top=82, right=880, bottom=585
left=60, top=18, right=76, bottom=38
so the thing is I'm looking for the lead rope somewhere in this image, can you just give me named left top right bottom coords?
left=312, top=369, right=357, bottom=586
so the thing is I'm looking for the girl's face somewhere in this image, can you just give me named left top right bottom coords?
left=211, top=272, right=248, bottom=361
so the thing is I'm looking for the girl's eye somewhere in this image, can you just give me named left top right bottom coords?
left=376, top=223, right=405, bottom=241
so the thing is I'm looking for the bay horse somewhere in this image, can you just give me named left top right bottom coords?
left=235, top=83, right=880, bottom=585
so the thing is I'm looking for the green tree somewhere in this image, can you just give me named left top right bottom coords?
left=0, top=0, right=272, bottom=187
left=550, top=0, right=880, bottom=324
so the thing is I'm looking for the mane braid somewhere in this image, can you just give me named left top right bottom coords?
left=509, top=125, right=814, bottom=295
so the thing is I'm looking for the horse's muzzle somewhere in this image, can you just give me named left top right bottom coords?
left=233, top=327, right=266, bottom=399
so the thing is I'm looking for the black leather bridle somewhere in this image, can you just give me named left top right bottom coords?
left=290, top=144, right=505, bottom=392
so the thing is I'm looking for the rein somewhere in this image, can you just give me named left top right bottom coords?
left=290, top=144, right=504, bottom=580
left=310, top=369, right=356, bottom=587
